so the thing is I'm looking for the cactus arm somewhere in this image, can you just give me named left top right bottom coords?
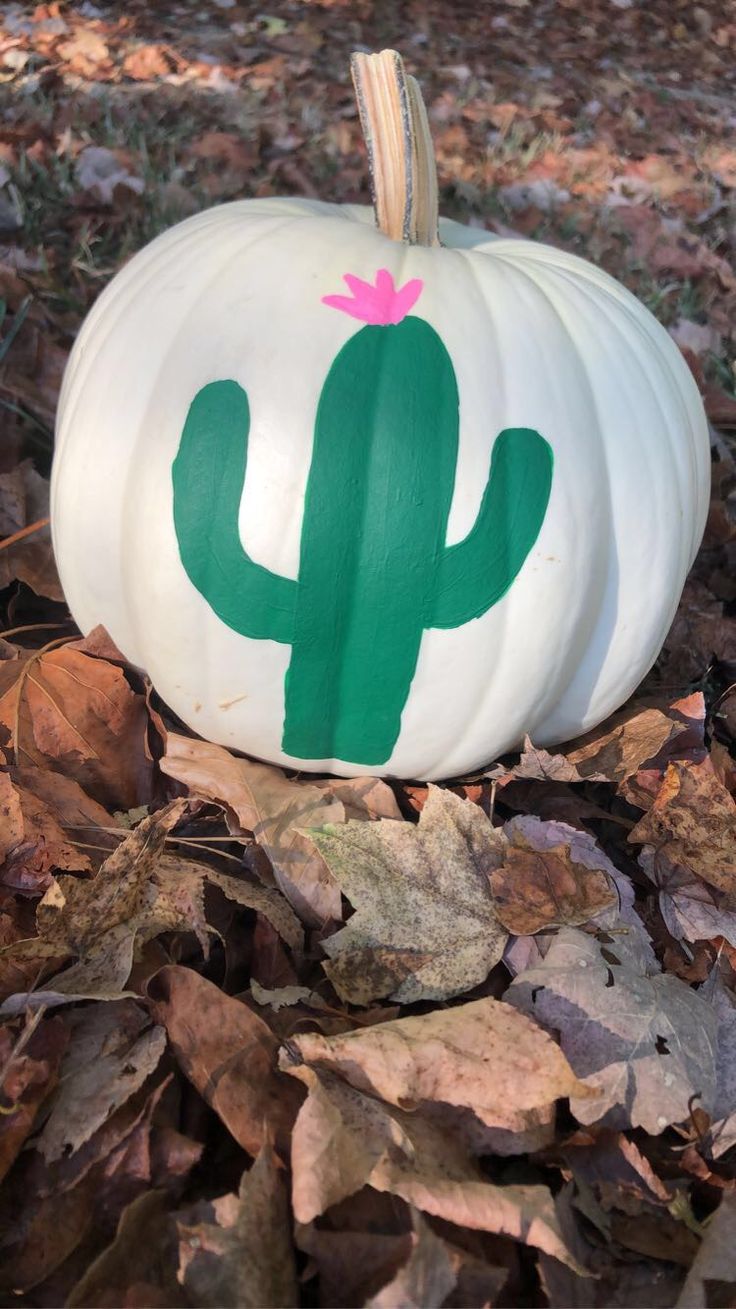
left=427, top=427, right=553, bottom=629
left=172, top=380, right=297, bottom=643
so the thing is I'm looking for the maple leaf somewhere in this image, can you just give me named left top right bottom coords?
left=306, top=786, right=508, bottom=1004
left=490, top=831, right=617, bottom=934
left=507, top=927, right=718, bottom=1134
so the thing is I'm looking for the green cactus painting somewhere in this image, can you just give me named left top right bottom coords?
left=172, top=269, right=553, bottom=766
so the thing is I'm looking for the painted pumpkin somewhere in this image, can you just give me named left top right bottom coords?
left=51, top=53, right=709, bottom=782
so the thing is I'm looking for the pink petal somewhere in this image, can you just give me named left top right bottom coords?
left=322, top=270, right=424, bottom=325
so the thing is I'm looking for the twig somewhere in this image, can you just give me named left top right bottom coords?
left=0, top=515, right=50, bottom=552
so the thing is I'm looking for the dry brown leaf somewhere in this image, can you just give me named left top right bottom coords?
left=1, top=771, right=102, bottom=897
left=0, top=803, right=302, bottom=1010
left=287, top=997, right=594, bottom=1119
left=159, top=853, right=303, bottom=953
left=365, top=1211, right=456, bottom=1309
left=490, top=838, right=617, bottom=934
left=676, top=1193, right=736, bottom=1307
left=564, top=705, right=688, bottom=787
left=0, top=1078, right=175, bottom=1296
left=0, top=1166, right=101, bottom=1295
left=0, top=643, right=153, bottom=810
left=122, top=43, right=171, bottom=80
left=66, top=1189, right=179, bottom=1309
left=0, top=767, right=24, bottom=861
left=176, top=1146, right=298, bottom=1308
left=295, top=1217, right=415, bottom=1309
left=0, top=460, right=62, bottom=600
left=161, top=732, right=399, bottom=926
left=508, top=927, right=718, bottom=1133
left=37, top=1001, right=165, bottom=1163
left=308, top=786, right=507, bottom=1005
left=629, top=760, right=736, bottom=901
left=282, top=1064, right=587, bottom=1272
left=0, top=1014, right=68, bottom=1185
left=74, top=147, right=144, bottom=206
left=57, top=29, right=110, bottom=70
left=149, top=964, right=302, bottom=1156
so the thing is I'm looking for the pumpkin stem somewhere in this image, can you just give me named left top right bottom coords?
left=350, top=49, right=439, bottom=247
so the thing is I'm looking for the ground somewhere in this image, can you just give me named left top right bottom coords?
left=1, top=2, right=736, bottom=1307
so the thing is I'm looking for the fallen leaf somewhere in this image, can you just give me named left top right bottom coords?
left=366, top=1210, right=456, bottom=1309
left=161, top=733, right=391, bottom=925
left=563, top=1130, right=672, bottom=1210
left=66, top=1189, right=179, bottom=1309
left=676, top=1193, right=736, bottom=1308
left=641, top=853, right=736, bottom=947
left=286, top=997, right=594, bottom=1119
left=1, top=802, right=301, bottom=1009
left=699, top=969, right=736, bottom=1160
left=1, top=772, right=98, bottom=896
left=57, top=29, right=110, bottom=72
left=0, top=460, right=61, bottom=600
left=295, top=1215, right=416, bottom=1309
left=122, top=44, right=172, bottom=80
left=187, top=131, right=260, bottom=198
left=308, top=786, right=507, bottom=1004
left=629, top=760, right=736, bottom=901
left=36, top=1001, right=165, bottom=1163
left=508, top=927, right=718, bottom=1133
left=0, top=642, right=153, bottom=810
left=74, top=147, right=144, bottom=206
left=0, top=1014, right=67, bottom=1184
left=490, top=839, right=616, bottom=934
left=148, top=964, right=302, bottom=1155
left=176, top=1146, right=298, bottom=1308
left=281, top=1064, right=587, bottom=1271
left=564, top=706, right=688, bottom=787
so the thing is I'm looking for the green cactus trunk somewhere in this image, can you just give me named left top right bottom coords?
left=283, top=318, right=457, bottom=763
left=173, top=317, right=553, bottom=768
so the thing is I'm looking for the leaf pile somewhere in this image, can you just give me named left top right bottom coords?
left=2, top=2, right=736, bottom=1305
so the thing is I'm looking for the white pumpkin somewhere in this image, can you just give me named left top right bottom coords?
left=51, top=58, right=709, bottom=783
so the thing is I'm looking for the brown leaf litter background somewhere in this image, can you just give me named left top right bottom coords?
left=1, top=1, right=736, bottom=1305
